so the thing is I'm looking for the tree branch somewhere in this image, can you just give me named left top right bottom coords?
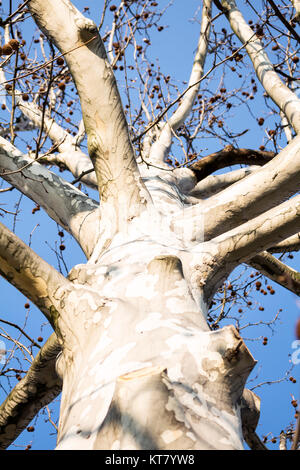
left=28, top=0, right=150, bottom=230
left=0, top=222, right=70, bottom=326
left=267, top=0, right=300, bottom=43
left=16, top=94, right=99, bottom=189
left=0, top=333, right=62, bottom=450
left=172, top=135, right=300, bottom=241
left=212, top=193, right=300, bottom=266
left=42, top=151, right=97, bottom=190
left=292, top=0, right=300, bottom=22
left=16, top=93, right=71, bottom=153
left=197, top=194, right=300, bottom=302
left=241, top=388, right=268, bottom=450
left=189, top=167, right=259, bottom=199
left=268, top=233, right=300, bottom=253
left=0, top=137, right=99, bottom=258
left=147, top=0, right=212, bottom=166
left=216, top=0, right=300, bottom=134
left=248, top=251, right=300, bottom=296
left=189, top=146, right=275, bottom=182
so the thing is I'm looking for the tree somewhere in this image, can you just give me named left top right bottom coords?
left=0, top=0, right=299, bottom=450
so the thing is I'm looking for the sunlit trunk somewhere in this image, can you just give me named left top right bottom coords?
left=55, top=252, right=255, bottom=450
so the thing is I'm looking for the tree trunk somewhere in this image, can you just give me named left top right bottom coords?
left=55, top=252, right=255, bottom=450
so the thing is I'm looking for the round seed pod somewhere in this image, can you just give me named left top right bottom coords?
left=2, top=44, right=13, bottom=55
left=58, top=82, right=66, bottom=91
left=8, top=39, right=20, bottom=51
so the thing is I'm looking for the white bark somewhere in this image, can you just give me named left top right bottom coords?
left=268, top=232, right=300, bottom=253
left=16, top=95, right=99, bottom=189
left=189, top=167, right=259, bottom=199
left=0, top=222, right=70, bottom=322
left=28, top=0, right=151, bottom=233
left=184, top=194, right=300, bottom=302
left=221, top=0, right=300, bottom=133
left=0, top=136, right=99, bottom=257
left=174, top=135, right=300, bottom=241
left=54, top=254, right=255, bottom=450
left=16, top=94, right=71, bottom=153
left=211, top=193, right=300, bottom=265
left=279, top=431, right=287, bottom=450
left=248, top=251, right=300, bottom=296
left=292, top=0, right=300, bottom=21
left=48, top=150, right=97, bottom=189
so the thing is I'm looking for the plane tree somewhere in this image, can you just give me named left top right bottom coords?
left=0, top=0, right=299, bottom=450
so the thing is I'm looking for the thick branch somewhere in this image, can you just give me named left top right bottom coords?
left=217, top=0, right=300, bottom=134
left=0, top=137, right=99, bottom=258
left=248, top=251, right=300, bottom=296
left=0, top=333, right=62, bottom=450
left=268, top=233, right=300, bottom=253
left=0, top=222, right=70, bottom=325
left=29, top=0, right=150, bottom=227
left=148, top=0, right=212, bottom=165
left=16, top=95, right=98, bottom=189
left=211, top=193, right=300, bottom=266
left=16, top=94, right=71, bottom=153
left=42, top=151, right=97, bottom=190
left=189, top=146, right=275, bottom=182
left=241, top=389, right=267, bottom=450
left=175, top=135, right=300, bottom=241
left=198, top=195, right=300, bottom=302
left=292, top=0, right=300, bottom=21
left=189, top=167, right=259, bottom=199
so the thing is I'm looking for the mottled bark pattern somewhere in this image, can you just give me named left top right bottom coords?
left=54, top=250, right=255, bottom=450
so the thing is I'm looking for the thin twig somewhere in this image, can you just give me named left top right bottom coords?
left=0, top=318, right=41, bottom=349
left=132, top=36, right=255, bottom=144
left=267, top=0, right=300, bottom=43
